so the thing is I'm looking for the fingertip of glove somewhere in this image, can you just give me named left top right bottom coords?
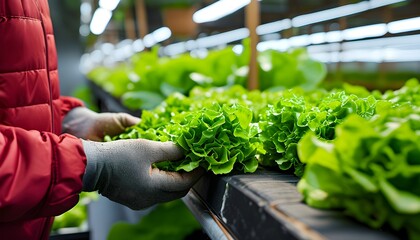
left=119, top=113, right=141, bottom=126
left=150, top=141, right=185, bottom=163
left=184, top=167, right=206, bottom=182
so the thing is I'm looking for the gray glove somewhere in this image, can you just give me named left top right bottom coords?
left=63, top=107, right=140, bottom=141
left=82, top=139, right=203, bottom=210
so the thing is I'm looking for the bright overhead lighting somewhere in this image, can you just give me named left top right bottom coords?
left=309, top=52, right=331, bottom=63
left=369, top=0, right=406, bottom=8
left=163, top=42, right=187, bottom=56
left=308, top=34, right=420, bottom=62
left=255, top=0, right=407, bottom=36
left=79, top=53, right=94, bottom=74
left=143, top=34, right=155, bottom=48
left=388, top=17, right=420, bottom=34
left=88, top=0, right=120, bottom=35
left=163, top=28, right=249, bottom=56
left=152, top=27, right=172, bottom=43
left=262, top=25, right=419, bottom=53
left=341, top=34, right=420, bottom=50
left=257, top=39, right=290, bottom=52
left=257, top=19, right=292, bottom=35
left=325, top=31, right=342, bottom=43
left=340, top=49, right=383, bottom=62
left=89, top=8, right=112, bottom=35
left=310, top=32, right=327, bottom=44
left=99, top=42, right=115, bottom=55
left=292, top=1, right=370, bottom=27
left=114, top=39, right=134, bottom=60
left=193, top=0, right=250, bottom=23
left=291, top=0, right=406, bottom=28
left=80, top=2, right=92, bottom=15
left=342, top=23, right=387, bottom=40
left=132, top=39, right=144, bottom=52
left=383, top=48, right=420, bottom=62
left=99, top=0, right=120, bottom=11
left=141, top=27, right=172, bottom=48
left=232, top=45, right=244, bottom=54
left=307, top=43, right=341, bottom=53
left=289, top=35, right=310, bottom=47
left=185, top=40, right=198, bottom=51
left=80, top=2, right=92, bottom=23
left=89, top=50, right=104, bottom=64
left=311, top=48, right=420, bottom=63
left=196, top=28, right=249, bottom=48
left=162, top=0, right=414, bottom=58
left=79, top=24, right=90, bottom=36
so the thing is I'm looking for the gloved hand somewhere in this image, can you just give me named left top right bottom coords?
left=82, top=139, right=204, bottom=210
left=62, top=107, right=140, bottom=141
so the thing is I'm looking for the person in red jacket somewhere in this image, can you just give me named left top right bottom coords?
left=0, top=0, right=203, bottom=239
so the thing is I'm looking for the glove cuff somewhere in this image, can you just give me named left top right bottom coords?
left=81, top=140, right=100, bottom=192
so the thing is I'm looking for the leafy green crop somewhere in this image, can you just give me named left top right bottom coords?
left=297, top=106, right=420, bottom=239
left=296, top=79, right=420, bottom=239
left=109, top=84, right=286, bottom=174
left=52, top=192, right=98, bottom=232
left=87, top=44, right=326, bottom=110
left=87, top=65, right=135, bottom=98
left=162, top=104, right=261, bottom=174
left=109, top=79, right=419, bottom=180
left=258, top=48, right=327, bottom=91
left=296, top=78, right=420, bottom=238
left=258, top=88, right=378, bottom=177
left=113, top=101, right=261, bottom=174
left=111, top=86, right=373, bottom=176
left=103, top=74, right=420, bottom=238
left=297, top=79, right=420, bottom=239
left=107, top=199, right=201, bottom=240
left=381, top=78, right=420, bottom=106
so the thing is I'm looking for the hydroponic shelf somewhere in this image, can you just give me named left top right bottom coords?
left=87, top=80, right=142, bottom=117
left=184, top=169, right=401, bottom=240
left=88, top=81, right=404, bottom=240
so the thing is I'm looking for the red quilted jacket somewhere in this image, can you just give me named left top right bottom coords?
left=0, top=0, right=87, bottom=239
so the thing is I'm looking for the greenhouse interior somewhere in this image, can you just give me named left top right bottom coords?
left=18, top=0, right=420, bottom=239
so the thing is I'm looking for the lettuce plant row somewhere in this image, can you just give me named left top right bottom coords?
left=108, top=79, right=419, bottom=176
left=107, top=79, right=420, bottom=238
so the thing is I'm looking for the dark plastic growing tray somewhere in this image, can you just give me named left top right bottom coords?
left=87, top=80, right=142, bottom=117
left=183, top=169, right=403, bottom=240
left=49, top=231, right=89, bottom=240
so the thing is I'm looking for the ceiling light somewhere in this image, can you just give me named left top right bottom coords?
left=292, top=1, right=370, bottom=27
left=152, top=27, right=172, bottom=43
left=257, top=19, right=292, bottom=35
left=89, top=8, right=112, bottom=35
left=193, top=0, right=250, bottom=24
left=388, top=17, right=420, bottom=34
left=342, top=23, right=387, bottom=40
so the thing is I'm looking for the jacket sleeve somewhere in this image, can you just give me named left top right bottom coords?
left=59, top=96, right=85, bottom=119
left=0, top=125, right=87, bottom=222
